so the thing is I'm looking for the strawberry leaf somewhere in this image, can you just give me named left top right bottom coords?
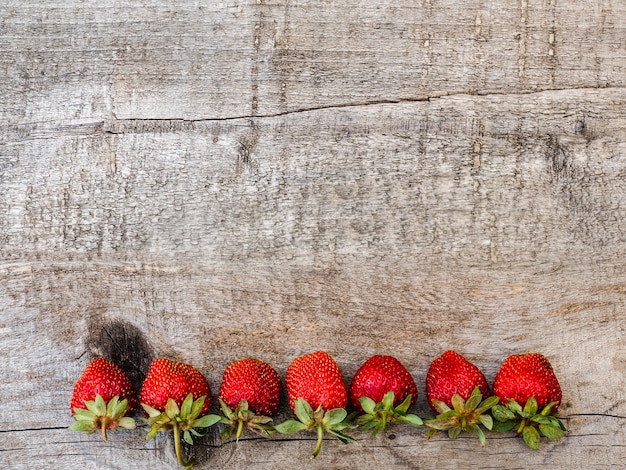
left=522, top=425, right=540, bottom=450
left=541, top=401, right=559, bottom=416
left=358, top=419, right=378, bottom=432
left=490, top=419, right=518, bottom=433
left=193, top=414, right=221, bottom=428
left=105, top=395, right=120, bottom=416
left=432, top=400, right=451, bottom=414
left=69, top=420, right=96, bottom=433
left=530, top=414, right=552, bottom=425
left=94, top=395, right=107, bottom=415
left=219, top=399, right=234, bottom=418
left=465, top=390, right=482, bottom=411
left=274, top=419, right=309, bottom=434
left=84, top=398, right=101, bottom=416
left=473, top=424, right=486, bottom=447
left=554, top=417, right=567, bottom=431
left=506, top=399, right=523, bottom=415
left=451, top=393, right=465, bottom=412
left=323, top=408, right=347, bottom=428
left=165, top=398, right=180, bottom=420
left=476, top=396, right=499, bottom=414
left=72, top=408, right=97, bottom=420
left=381, top=391, right=395, bottom=410
left=146, top=427, right=158, bottom=441
left=399, top=414, right=423, bottom=427
left=358, top=396, right=377, bottom=415
left=180, top=393, right=194, bottom=420
left=190, top=395, right=206, bottom=420
left=395, top=394, right=413, bottom=414
left=423, top=419, right=450, bottom=431
left=327, top=429, right=355, bottom=444
left=523, top=397, right=538, bottom=416
left=294, top=399, right=315, bottom=426
left=141, top=403, right=162, bottom=418
left=491, top=404, right=517, bottom=422
left=539, top=422, right=566, bottom=440
left=355, top=415, right=377, bottom=429
left=478, top=413, right=493, bottom=430
left=117, top=417, right=136, bottom=430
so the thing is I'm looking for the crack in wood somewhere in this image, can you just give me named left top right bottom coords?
left=2, top=86, right=622, bottom=139
left=0, top=426, right=68, bottom=434
left=102, top=85, right=625, bottom=131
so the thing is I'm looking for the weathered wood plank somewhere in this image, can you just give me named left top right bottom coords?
left=3, top=88, right=626, bottom=264
left=2, top=0, right=624, bottom=123
left=2, top=259, right=626, bottom=467
left=1, top=0, right=626, bottom=468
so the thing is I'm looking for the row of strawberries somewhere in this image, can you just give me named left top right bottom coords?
left=70, top=350, right=565, bottom=468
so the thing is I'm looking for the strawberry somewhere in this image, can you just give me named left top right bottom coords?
left=217, top=358, right=281, bottom=440
left=349, top=355, right=422, bottom=437
left=424, top=351, right=498, bottom=446
left=284, top=350, right=348, bottom=412
left=492, top=353, right=562, bottom=410
left=69, top=358, right=137, bottom=441
left=274, top=351, right=354, bottom=458
left=426, top=350, right=491, bottom=411
left=140, top=358, right=212, bottom=414
left=140, top=358, right=220, bottom=468
left=491, top=353, right=565, bottom=449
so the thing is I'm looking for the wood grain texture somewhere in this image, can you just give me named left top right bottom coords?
left=1, top=0, right=625, bottom=468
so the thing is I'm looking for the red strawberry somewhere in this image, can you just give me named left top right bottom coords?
left=492, top=353, right=562, bottom=410
left=491, top=353, right=565, bottom=449
left=285, top=350, right=348, bottom=412
left=69, top=358, right=137, bottom=441
left=218, top=358, right=281, bottom=440
left=140, top=358, right=220, bottom=468
left=349, top=355, right=422, bottom=437
left=140, top=357, right=212, bottom=414
left=424, top=351, right=498, bottom=446
left=275, top=351, right=354, bottom=458
left=426, top=350, right=490, bottom=411
left=350, top=355, right=417, bottom=410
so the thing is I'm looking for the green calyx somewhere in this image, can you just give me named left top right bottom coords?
left=218, top=399, right=275, bottom=441
left=491, top=397, right=566, bottom=450
left=274, top=398, right=356, bottom=458
left=424, top=387, right=499, bottom=447
left=70, top=394, right=136, bottom=441
left=142, top=393, right=220, bottom=468
left=355, top=391, right=423, bottom=438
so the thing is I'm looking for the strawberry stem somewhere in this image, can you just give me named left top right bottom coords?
left=236, top=419, right=245, bottom=441
left=100, top=417, right=109, bottom=442
left=173, top=421, right=194, bottom=468
left=312, top=424, right=324, bottom=459
left=516, top=418, right=528, bottom=436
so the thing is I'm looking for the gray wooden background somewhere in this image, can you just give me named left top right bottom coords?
left=1, top=0, right=625, bottom=468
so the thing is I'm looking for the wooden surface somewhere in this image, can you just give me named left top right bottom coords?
left=1, top=1, right=625, bottom=468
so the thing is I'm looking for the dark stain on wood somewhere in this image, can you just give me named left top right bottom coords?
left=88, top=319, right=155, bottom=394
